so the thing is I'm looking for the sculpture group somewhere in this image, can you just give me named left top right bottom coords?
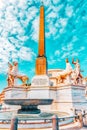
left=56, top=58, right=83, bottom=85
left=7, top=62, right=29, bottom=87
left=7, top=58, right=84, bottom=88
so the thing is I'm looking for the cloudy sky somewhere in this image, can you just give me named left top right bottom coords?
left=0, top=0, right=87, bottom=92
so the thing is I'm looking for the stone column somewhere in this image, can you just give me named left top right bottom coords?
left=10, top=116, right=18, bottom=130
left=78, top=113, right=83, bottom=128
left=52, top=115, right=59, bottom=130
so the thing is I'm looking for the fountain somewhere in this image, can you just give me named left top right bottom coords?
left=4, top=60, right=53, bottom=114
left=0, top=3, right=87, bottom=130
left=4, top=99, right=53, bottom=114
left=4, top=4, right=54, bottom=116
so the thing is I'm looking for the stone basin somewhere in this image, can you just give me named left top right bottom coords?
left=4, top=99, right=53, bottom=114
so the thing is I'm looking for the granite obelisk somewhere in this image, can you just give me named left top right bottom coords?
left=36, top=5, right=47, bottom=75
left=31, top=4, right=49, bottom=86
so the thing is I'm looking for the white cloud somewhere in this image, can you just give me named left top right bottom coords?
left=11, top=51, right=18, bottom=60
left=78, top=46, right=85, bottom=52
left=16, top=35, right=29, bottom=42
left=0, top=37, right=17, bottom=67
left=46, top=27, right=57, bottom=37
left=30, top=16, right=39, bottom=42
left=55, top=50, right=60, bottom=56
left=0, top=62, right=8, bottom=73
left=58, top=18, right=68, bottom=34
left=59, top=18, right=68, bottom=27
left=67, top=43, right=73, bottom=51
left=65, top=6, right=73, bottom=17
left=61, top=50, right=79, bottom=59
left=52, top=0, right=60, bottom=5
left=48, top=56, right=56, bottom=65
left=55, top=4, right=64, bottom=12
left=47, top=12, right=57, bottom=19
left=61, top=52, right=70, bottom=59
left=46, top=3, right=63, bottom=14
left=62, top=43, right=73, bottom=51
left=25, top=7, right=38, bottom=25
left=62, top=46, right=66, bottom=51
left=18, top=47, right=36, bottom=61
left=59, top=28, right=65, bottom=34
left=71, top=52, right=78, bottom=57
left=72, top=36, right=78, bottom=42
left=43, top=0, right=51, bottom=6
left=0, top=0, right=5, bottom=9
left=61, top=42, right=79, bottom=59
left=17, top=0, right=27, bottom=8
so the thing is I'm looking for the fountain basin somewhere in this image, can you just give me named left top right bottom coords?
left=4, top=99, right=53, bottom=114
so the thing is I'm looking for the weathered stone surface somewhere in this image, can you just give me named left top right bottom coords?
left=31, top=75, right=50, bottom=86
left=4, top=87, right=27, bottom=99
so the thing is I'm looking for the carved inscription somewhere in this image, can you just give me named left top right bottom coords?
left=32, top=78, right=48, bottom=86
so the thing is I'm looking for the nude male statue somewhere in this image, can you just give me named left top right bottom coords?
left=72, top=58, right=82, bottom=84
left=7, top=62, right=18, bottom=87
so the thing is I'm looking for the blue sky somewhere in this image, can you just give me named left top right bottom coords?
left=0, top=0, right=87, bottom=92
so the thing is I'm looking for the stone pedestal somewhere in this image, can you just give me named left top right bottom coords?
left=31, top=75, right=50, bottom=86
left=71, top=85, right=87, bottom=109
left=28, top=74, right=52, bottom=101
left=27, top=86, right=51, bottom=99
left=50, top=85, right=87, bottom=116
left=4, top=87, right=27, bottom=99
left=4, top=87, right=27, bottom=110
left=56, top=85, right=73, bottom=115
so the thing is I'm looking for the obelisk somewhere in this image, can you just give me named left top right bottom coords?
left=35, top=4, right=47, bottom=75
left=31, top=4, right=50, bottom=86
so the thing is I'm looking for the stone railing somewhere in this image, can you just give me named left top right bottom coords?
left=0, top=113, right=87, bottom=130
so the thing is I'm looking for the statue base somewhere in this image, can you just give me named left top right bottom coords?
left=4, top=87, right=27, bottom=99
left=31, top=75, right=50, bottom=86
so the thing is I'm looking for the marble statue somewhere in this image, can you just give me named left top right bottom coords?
left=7, top=62, right=29, bottom=87
left=16, top=75, right=29, bottom=85
left=7, top=62, right=18, bottom=87
left=56, top=58, right=73, bottom=84
left=72, top=58, right=80, bottom=76
left=56, top=58, right=83, bottom=85
left=72, top=58, right=83, bottom=84
left=65, top=58, right=72, bottom=71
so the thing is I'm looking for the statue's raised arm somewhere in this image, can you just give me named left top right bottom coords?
left=8, top=62, right=13, bottom=69
left=72, top=58, right=76, bottom=65
left=8, top=62, right=13, bottom=74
